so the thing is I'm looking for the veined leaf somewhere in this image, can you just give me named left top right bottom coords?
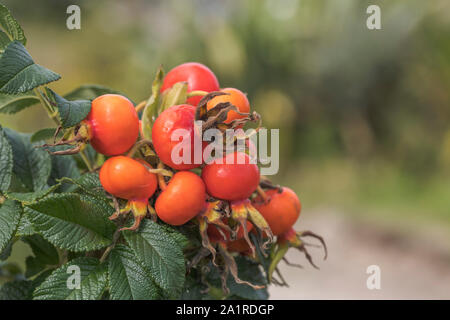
left=0, top=92, right=39, bottom=114
left=27, top=193, right=115, bottom=252
left=4, top=128, right=51, bottom=192
left=16, top=208, right=35, bottom=236
left=0, top=125, right=13, bottom=191
left=7, top=184, right=60, bottom=205
left=58, top=172, right=106, bottom=199
left=33, top=257, right=107, bottom=300
left=0, top=41, right=60, bottom=94
left=0, top=4, right=26, bottom=50
left=45, top=88, right=91, bottom=128
left=0, top=280, right=33, bottom=300
left=0, top=199, right=22, bottom=253
left=108, top=244, right=160, bottom=300
left=123, top=219, right=186, bottom=298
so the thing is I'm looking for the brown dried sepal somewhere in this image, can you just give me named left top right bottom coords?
left=38, top=122, right=91, bottom=155
left=197, top=200, right=233, bottom=265
left=109, top=199, right=149, bottom=232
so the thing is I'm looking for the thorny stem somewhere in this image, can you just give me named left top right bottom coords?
left=34, top=87, right=94, bottom=171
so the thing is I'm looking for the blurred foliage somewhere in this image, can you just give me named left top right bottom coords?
left=0, top=0, right=449, bottom=226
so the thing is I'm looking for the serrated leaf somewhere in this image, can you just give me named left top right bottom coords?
left=141, top=67, right=164, bottom=140
left=0, top=30, right=9, bottom=52
left=64, top=84, right=128, bottom=101
left=27, top=193, right=115, bottom=252
left=33, top=257, right=107, bottom=300
left=0, top=125, right=13, bottom=191
left=108, top=244, right=160, bottom=300
left=0, top=239, right=13, bottom=260
left=22, top=234, right=59, bottom=266
left=58, top=172, right=105, bottom=199
left=0, top=280, right=33, bottom=300
left=4, top=128, right=51, bottom=192
left=16, top=208, right=35, bottom=236
left=7, top=184, right=59, bottom=204
left=45, top=88, right=91, bottom=128
left=0, top=199, right=22, bottom=253
left=0, top=41, right=60, bottom=94
left=0, top=4, right=26, bottom=49
left=123, top=220, right=185, bottom=298
left=0, top=92, right=38, bottom=114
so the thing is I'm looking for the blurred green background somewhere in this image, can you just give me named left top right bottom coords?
left=1, top=1, right=450, bottom=297
left=3, top=0, right=448, bottom=227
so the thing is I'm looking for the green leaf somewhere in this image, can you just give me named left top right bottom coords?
left=58, top=172, right=106, bottom=199
left=27, top=193, right=115, bottom=252
left=0, top=30, right=10, bottom=52
left=123, top=220, right=186, bottom=298
left=159, top=81, right=188, bottom=113
left=0, top=125, right=13, bottom=191
left=0, top=4, right=26, bottom=49
left=0, top=92, right=38, bottom=114
left=108, top=244, right=161, bottom=300
left=7, top=184, right=59, bottom=205
left=16, top=208, right=35, bottom=236
left=23, top=235, right=59, bottom=266
left=45, top=88, right=91, bottom=128
left=30, top=128, right=59, bottom=143
left=0, top=41, right=60, bottom=94
left=33, top=257, right=107, bottom=300
left=0, top=280, right=33, bottom=300
left=0, top=199, right=22, bottom=253
left=0, top=240, right=13, bottom=260
left=4, top=128, right=51, bottom=192
left=47, top=151, right=81, bottom=192
left=141, top=67, right=164, bottom=140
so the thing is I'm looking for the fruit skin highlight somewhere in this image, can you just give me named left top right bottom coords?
left=201, top=152, right=260, bottom=201
left=155, top=171, right=206, bottom=226
left=206, top=88, right=250, bottom=124
left=152, top=104, right=203, bottom=170
left=253, top=187, right=301, bottom=236
left=84, top=94, right=139, bottom=156
left=161, top=62, right=220, bottom=105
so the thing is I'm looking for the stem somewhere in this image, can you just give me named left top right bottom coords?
left=99, top=228, right=121, bottom=263
left=187, top=90, right=208, bottom=98
left=79, top=149, right=94, bottom=172
left=256, top=186, right=269, bottom=203
left=135, top=100, right=146, bottom=113
left=157, top=161, right=167, bottom=191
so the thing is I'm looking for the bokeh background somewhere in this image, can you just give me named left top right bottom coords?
left=1, top=0, right=449, bottom=299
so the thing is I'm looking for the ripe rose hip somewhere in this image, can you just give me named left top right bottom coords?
left=84, top=94, right=139, bottom=156
left=161, top=62, right=220, bottom=105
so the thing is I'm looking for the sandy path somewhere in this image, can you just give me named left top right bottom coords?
left=269, top=209, right=450, bottom=299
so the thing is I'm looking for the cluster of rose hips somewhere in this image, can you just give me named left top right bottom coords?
left=60, top=62, right=326, bottom=288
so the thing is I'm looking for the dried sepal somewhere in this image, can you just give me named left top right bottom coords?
left=230, top=199, right=274, bottom=256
